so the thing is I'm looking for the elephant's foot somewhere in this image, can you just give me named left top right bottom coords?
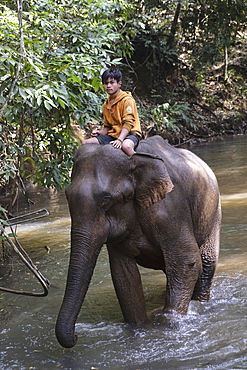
left=149, top=305, right=164, bottom=320
left=149, top=306, right=184, bottom=329
left=192, top=290, right=210, bottom=302
left=192, top=281, right=211, bottom=301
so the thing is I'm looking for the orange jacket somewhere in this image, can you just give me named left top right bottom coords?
left=102, top=90, right=142, bottom=138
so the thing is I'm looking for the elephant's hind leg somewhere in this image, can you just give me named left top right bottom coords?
left=192, top=257, right=217, bottom=301
left=192, top=217, right=220, bottom=301
left=163, top=241, right=202, bottom=314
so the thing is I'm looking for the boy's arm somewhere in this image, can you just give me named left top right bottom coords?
left=110, top=127, right=129, bottom=148
left=121, top=97, right=140, bottom=134
left=111, top=97, right=140, bottom=149
left=118, top=127, right=129, bottom=142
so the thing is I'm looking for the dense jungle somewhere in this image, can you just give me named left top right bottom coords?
left=0, top=0, right=247, bottom=211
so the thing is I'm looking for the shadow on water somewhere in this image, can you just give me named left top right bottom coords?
left=0, top=135, right=247, bottom=369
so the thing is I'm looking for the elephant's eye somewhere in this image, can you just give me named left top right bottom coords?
left=101, top=195, right=113, bottom=211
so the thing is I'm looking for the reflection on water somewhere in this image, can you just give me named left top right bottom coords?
left=0, top=135, right=247, bottom=369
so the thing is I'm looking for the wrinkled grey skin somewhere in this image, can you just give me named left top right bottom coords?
left=55, top=136, right=221, bottom=348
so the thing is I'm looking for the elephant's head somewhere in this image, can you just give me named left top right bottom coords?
left=55, top=144, right=173, bottom=348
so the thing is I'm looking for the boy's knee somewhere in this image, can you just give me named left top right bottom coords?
left=122, top=140, right=135, bottom=156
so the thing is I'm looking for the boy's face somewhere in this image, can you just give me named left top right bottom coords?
left=103, top=78, right=122, bottom=96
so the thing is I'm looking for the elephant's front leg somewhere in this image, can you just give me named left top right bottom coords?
left=163, top=241, right=202, bottom=314
left=107, top=244, right=148, bottom=324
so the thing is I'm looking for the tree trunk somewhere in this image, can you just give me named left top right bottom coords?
left=224, top=45, right=229, bottom=81
left=167, top=1, right=181, bottom=48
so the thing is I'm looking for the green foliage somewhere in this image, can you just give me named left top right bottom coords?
left=0, top=0, right=134, bottom=194
left=1, top=0, right=247, bottom=201
left=181, top=0, right=247, bottom=66
left=127, top=0, right=180, bottom=85
left=0, top=205, right=8, bottom=224
left=151, top=102, right=197, bottom=135
left=0, top=206, right=12, bottom=241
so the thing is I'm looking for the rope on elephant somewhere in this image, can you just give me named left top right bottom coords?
left=0, top=210, right=51, bottom=296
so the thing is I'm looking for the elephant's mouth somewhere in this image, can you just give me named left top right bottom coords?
left=106, top=234, right=127, bottom=244
left=105, top=216, right=132, bottom=245
left=106, top=227, right=130, bottom=245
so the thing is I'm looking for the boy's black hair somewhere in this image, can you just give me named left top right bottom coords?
left=101, top=69, right=122, bottom=84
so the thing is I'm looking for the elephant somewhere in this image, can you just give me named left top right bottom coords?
left=55, top=135, right=221, bottom=348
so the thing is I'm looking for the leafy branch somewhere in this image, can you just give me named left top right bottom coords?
left=0, top=0, right=25, bottom=119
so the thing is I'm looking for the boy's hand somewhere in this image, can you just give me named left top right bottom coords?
left=110, top=139, right=122, bottom=149
left=91, top=129, right=100, bottom=137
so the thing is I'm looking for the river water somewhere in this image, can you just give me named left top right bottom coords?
left=0, top=135, right=246, bottom=370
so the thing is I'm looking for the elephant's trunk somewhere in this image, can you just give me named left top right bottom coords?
left=55, top=223, right=107, bottom=348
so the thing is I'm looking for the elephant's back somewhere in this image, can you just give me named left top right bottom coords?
left=138, top=136, right=218, bottom=185
left=138, top=136, right=190, bottom=165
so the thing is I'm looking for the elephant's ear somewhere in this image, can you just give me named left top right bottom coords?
left=131, top=152, right=174, bottom=210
